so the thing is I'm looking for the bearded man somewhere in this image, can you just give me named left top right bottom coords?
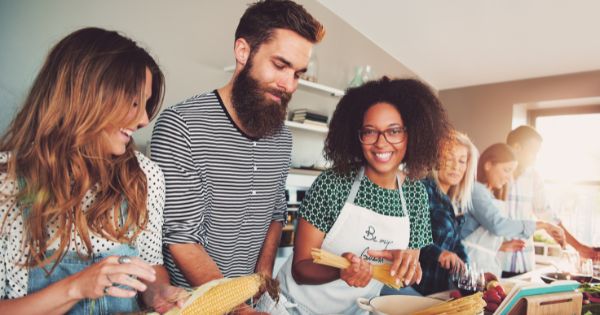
left=150, top=1, right=324, bottom=312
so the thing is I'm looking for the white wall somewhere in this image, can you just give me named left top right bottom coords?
left=0, top=0, right=418, bottom=165
left=0, top=0, right=240, bottom=140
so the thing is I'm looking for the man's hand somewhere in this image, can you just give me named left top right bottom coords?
left=543, top=223, right=566, bottom=248
left=233, top=303, right=269, bottom=314
left=141, top=283, right=187, bottom=314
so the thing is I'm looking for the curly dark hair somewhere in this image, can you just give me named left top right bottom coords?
left=325, top=77, right=451, bottom=180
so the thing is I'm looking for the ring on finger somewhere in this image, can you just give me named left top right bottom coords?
left=118, top=255, right=131, bottom=264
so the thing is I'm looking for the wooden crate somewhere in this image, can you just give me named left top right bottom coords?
left=507, top=291, right=582, bottom=315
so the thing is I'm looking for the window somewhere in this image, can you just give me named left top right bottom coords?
left=534, top=111, right=600, bottom=183
left=530, top=106, right=600, bottom=245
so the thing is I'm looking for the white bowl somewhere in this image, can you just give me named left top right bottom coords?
left=356, top=295, right=443, bottom=315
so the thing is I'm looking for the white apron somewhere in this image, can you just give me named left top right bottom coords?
left=277, top=168, right=411, bottom=315
left=499, top=182, right=535, bottom=274
left=462, top=199, right=508, bottom=277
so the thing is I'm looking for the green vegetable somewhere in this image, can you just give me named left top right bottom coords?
left=580, top=283, right=600, bottom=294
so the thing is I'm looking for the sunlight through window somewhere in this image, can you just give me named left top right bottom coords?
left=536, top=113, right=600, bottom=183
left=534, top=112, right=600, bottom=245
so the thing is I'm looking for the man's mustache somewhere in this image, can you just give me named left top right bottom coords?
left=265, top=88, right=291, bottom=104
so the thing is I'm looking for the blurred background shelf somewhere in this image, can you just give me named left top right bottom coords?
left=285, top=120, right=328, bottom=133
left=297, top=79, right=345, bottom=97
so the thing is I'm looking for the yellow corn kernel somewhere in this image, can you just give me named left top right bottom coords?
left=181, top=274, right=263, bottom=315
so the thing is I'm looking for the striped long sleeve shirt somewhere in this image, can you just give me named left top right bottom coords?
left=150, top=91, right=291, bottom=287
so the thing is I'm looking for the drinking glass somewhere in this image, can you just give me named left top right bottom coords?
left=456, top=265, right=484, bottom=296
left=579, top=258, right=594, bottom=283
left=559, top=249, right=580, bottom=273
left=474, top=269, right=486, bottom=292
left=450, top=263, right=463, bottom=284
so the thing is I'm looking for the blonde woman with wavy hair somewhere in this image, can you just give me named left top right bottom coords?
left=397, top=130, right=478, bottom=296
left=0, top=27, right=185, bottom=314
left=432, top=131, right=478, bottom=212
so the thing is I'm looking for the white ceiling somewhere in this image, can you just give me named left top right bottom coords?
left=318, top=0, right=600, bottom=90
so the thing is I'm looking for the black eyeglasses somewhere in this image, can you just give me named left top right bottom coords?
left=358, top=126, right=407, bottom=144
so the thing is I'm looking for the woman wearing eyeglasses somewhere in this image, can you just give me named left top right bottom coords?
left=275, top=77, right=450, bottom=315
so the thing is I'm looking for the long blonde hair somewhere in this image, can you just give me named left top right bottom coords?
left=431, top=131, right=478, bottom=212
left=0, top=27, right=165, bottom=271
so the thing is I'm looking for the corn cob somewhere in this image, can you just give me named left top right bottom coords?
left=311, top=248, right=403, bottom=289
left=162, top=273, right=279, bottom=315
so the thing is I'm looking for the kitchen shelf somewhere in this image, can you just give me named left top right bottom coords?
left=223, top=65, right=345, bottom=97
left=285, top=120, right=328, bottom=133
left=296, top=79, right=345, bottom=97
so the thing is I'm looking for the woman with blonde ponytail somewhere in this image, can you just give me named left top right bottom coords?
left=0, top=27, right=185, bottom=314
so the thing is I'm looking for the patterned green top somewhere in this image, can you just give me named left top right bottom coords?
left=299, top=169, right=433, bottom=249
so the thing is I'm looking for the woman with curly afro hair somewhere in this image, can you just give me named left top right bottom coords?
left=276, top=77, right=451, bottom=314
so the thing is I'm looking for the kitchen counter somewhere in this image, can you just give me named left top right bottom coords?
left=505, top=265, right=557, bottom=284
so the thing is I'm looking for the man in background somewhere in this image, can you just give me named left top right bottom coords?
left=499, top=125, right=599, bottom=277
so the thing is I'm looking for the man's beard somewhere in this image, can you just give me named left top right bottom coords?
left=231, top=61, right=291, bottom=138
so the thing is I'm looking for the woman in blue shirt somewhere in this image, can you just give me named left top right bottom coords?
left=461, top=143, right=564, bottom=277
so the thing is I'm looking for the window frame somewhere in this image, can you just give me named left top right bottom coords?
left=528, top=104, right=600, bottom=185
left=528, top=104, right=600, bottom=125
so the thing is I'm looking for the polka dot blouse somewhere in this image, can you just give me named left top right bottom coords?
left=0, top=151, right=165, bottom=299
left=299, top=169, right=433, bottom=249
